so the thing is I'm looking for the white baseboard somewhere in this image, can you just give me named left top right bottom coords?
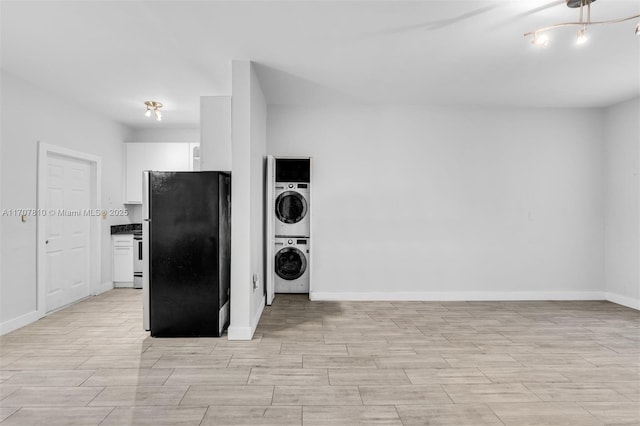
left=227, top=295, right=266, bottom=341
left=310, top=291, right=606, bottom=301
left=606, top=292, right=640, bottom=310
left=95, top=281, right=114, bottom=295
left=227, top=326, right=253, bottom=340
left=252, top=294, right=266, bottom=332
left=0, top=310, right=42, bottom=336
left=113, top=282, right=134, bottom=288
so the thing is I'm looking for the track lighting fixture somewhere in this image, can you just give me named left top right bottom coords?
left=531, top=32, right=550, bottom=47
left=525, top=0, right=640, bottom=47
left=144, top=101, right=163, bottom=121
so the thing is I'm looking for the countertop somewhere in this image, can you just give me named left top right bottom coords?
left=110, top=223, right=142, bottom=235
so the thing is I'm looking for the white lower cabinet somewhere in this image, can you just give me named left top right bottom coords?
left=112, top=235, right=133, bottom=287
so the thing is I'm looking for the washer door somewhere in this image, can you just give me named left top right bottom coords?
left=275, top=191, right=308, bottom=224
left=275, top=247, right=307, bottom=280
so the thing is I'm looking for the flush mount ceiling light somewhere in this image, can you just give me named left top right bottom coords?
left=144, top=101, right=163, bottom=121
left=525, top=0, right=640, bottom=47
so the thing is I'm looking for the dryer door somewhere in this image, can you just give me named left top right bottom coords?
left=275, top=191, right=308, bottom=224
left=275, top=247, right=307, bottom=280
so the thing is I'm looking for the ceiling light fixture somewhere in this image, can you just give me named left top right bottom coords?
left=525, top=0, right=640, bottom=47
left=531, top=32, right=550, bottom=47
left=144, top=101, right=163, bottom=121
left=576, top=27, right=588, bottom=45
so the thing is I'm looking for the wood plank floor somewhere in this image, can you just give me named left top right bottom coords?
left=0, top=289, right=638, bottom=425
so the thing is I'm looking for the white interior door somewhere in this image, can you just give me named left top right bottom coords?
left=45, top=154, right=91, bottom=312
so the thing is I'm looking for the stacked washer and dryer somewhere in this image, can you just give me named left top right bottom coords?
left=266, top=156, right=311, bottom=305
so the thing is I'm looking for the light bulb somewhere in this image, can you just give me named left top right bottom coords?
left=531, top=33, right=549, bottom=47
left=576, top=28, right=588, bottom=45
left=145, top=108, right=151, bottom=117
left=154, top=109, right=162, bottom=121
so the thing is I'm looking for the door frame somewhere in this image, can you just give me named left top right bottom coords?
left=36, top=142, right=102, bottom=317
left=265, top=156, right=313, bottom=305
left=265, top=155, right=275, bottom=305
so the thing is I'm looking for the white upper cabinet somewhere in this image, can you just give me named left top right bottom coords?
left=124, top=142, right=199, bottom=204
left=124, top=144, right=146, bottom=204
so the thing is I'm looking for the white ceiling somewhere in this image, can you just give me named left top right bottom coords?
left=2, top=0, right=639, bottom=129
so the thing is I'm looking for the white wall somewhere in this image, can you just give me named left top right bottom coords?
left=200, top=96, right=231, bottom=172
left=249, top=64, right=267, bottom=330
left=604, top=97, right=640, bottom=309
left=1, top=70, right=129, bottom=332
left=267, top=105, right=605, bottom=300
left=228, top=61, right=267, bottom=340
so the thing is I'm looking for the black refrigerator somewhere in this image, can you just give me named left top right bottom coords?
left=142, top=171, right=231, bottom=337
